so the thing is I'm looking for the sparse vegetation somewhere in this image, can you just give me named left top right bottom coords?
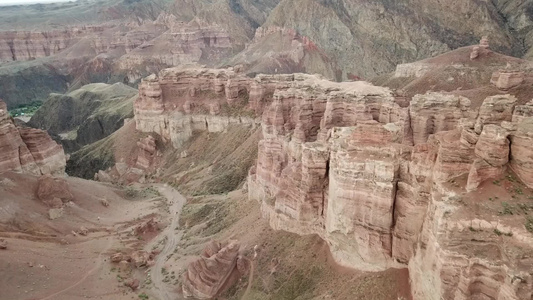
left=500, top=202, right=514, bottom=215
left=124, top=186, right=161, bottom=199
left=138, top=293, right=149, bottom=300
left=125, top=186, right=139, bottom=198
left=526, top=217, right=533, bottom=233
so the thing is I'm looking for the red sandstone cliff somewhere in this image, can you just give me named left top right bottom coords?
left=0, top=100, right=66, bottom=176
left=131, top=44, right=533, bottom=299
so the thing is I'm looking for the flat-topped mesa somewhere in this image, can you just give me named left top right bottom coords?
left=0, top=100, right=66, bottom=176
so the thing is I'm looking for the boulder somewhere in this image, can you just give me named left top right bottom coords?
left=48, top=208, right=63, bottom=220
left=130, top=250, right=151, bottom=268
left=36, top=175, right=73, bottom=207
left=124, top=278, right=140, bottom=291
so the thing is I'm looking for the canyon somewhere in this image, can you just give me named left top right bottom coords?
left=2, top=0, right=533, bottom=108
left=2, top=0, right=533, bottom=299
left=128, top=41, right=533, bottom=299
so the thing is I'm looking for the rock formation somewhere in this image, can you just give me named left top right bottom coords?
left=225, top=26, right=340, bottom=80
left=0, top=26, right=107, bottom=63
left=95, top=134, right=158, bottom=184
left=182, top=240, right=245, bottom=299
left=133, top=60, right=533, bottom=299
left=0, top=100, right=66, bottom=176
left=134, top=68, right=263, bottom=149
left=36, top=175, right=74, bottom=208
left=491, top=70, right=525, bottom=90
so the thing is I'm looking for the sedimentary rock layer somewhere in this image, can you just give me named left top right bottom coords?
left=134, top=62, right=533, bottom=299
left=0, top=100, right=65, bottom=176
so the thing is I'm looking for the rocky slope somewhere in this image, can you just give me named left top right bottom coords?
left=373, top=38, right=533, bottom=105
left=263, top=0, right=533, bottom=79
left=223, top=26, right=340, bottom=80
left=0, top=99, right=65, bottom=176
left=131, top=44, right=533, bottom=299
left=29, top=83, right=138, bottom=152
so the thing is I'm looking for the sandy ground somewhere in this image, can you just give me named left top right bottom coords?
left=0, top=170, right=412, bottom=300
left=0, top=172, right=182, bottom=300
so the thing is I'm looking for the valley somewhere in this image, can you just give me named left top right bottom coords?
left=1, top=1, right=533, bottom=300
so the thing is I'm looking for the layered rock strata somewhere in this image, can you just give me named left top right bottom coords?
left=134, top=68, right=267, bottom=148
left=0, top=26, right=106, bottom=63
left=134, top=66, right=533, bottom=299
left=0, top=100, right=66, bottom=176
left=182, top=240, right=246, bottom=299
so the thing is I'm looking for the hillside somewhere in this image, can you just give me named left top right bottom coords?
left=29, top=82, right=137, bottom=152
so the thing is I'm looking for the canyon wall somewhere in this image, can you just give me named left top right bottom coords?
left=0, top=26, right=107, bottom=63
left=134, top=64, right=533, bottom=299
left=0, top=100, right=66, bottom=176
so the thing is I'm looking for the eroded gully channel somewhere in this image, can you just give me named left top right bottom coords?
left=151, top=184, right=186, bottom=300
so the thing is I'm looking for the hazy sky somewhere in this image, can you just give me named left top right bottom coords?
left=0, top=0, right=73, bottom=6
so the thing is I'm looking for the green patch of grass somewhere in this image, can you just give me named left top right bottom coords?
left=494, top=229, right=503, bottom=236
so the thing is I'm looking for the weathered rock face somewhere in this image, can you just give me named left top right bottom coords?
left=0, top=26, right=106, bottom=63
left=225, top=26, right=340, bottom=80
left=94, top=134, right=158, bottom=184
left=135, top=135, right=156, bottom=170
left=491, top=70, right=525, bottom=90
left=0, top=100, right=66, bottom=176
left=182, top=240, right=244, bottom=299
left=263, top=0, right=533, bottom=79
left=248, top=77, right=533, bottom=299
left=117, top=20, right=233, bottom=76
left=134, top=68, right=266, bottom=148
left=135, top=62, right=533, bottom=299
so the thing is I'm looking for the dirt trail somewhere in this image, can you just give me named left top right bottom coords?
left=241, top=258, right=254, bottom=300
left=151, top=184, right=186, bottom=300
left=37, top=237, right=114, bottom=300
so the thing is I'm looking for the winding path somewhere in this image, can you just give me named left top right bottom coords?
left=151, top=184, right=186, bottom=300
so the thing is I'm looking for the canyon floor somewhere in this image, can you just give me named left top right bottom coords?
left=0, top=169, right=412, bottom=300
